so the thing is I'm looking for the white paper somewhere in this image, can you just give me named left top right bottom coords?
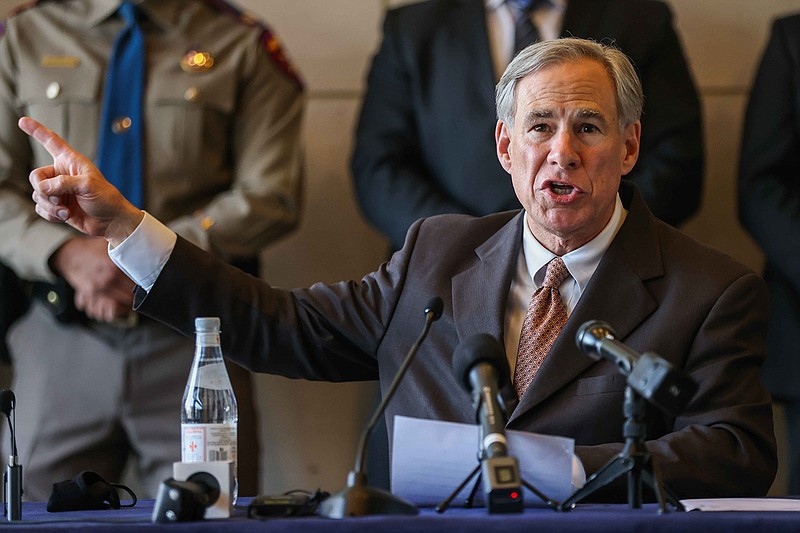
left=680, top=498, right=800, bottom=512
left=391, top=415, right=584, bottom=507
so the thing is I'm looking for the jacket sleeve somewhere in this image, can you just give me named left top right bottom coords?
left=134, top=234, right=411, bottom=382
left=624, top=1, right=704, bottom=227
left=351, top=10, right=469, bottom=250
left=738, top=16, right=800, bottom=290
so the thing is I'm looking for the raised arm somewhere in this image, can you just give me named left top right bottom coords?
left=19, top=117, right=144, bottom=247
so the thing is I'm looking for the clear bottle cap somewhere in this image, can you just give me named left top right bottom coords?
left=195, top=317, right=221, bottom=332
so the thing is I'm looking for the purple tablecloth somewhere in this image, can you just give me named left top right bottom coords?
left=2, top=499, right=799, bottom=532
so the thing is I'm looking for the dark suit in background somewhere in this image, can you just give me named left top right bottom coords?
left=136, top=181, right=775, bottom=500
left=739, top=12, right=800, bottom=495
left=353, top=0, right=703, bottom=250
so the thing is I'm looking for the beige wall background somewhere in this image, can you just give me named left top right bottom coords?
left=2, top=0, right=798, bottom=496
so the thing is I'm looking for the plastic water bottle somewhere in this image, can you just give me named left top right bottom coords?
left=181, top=317, right=238, bottom=500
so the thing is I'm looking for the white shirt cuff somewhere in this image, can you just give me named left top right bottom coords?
left=108, top=211, right=177, bottom=293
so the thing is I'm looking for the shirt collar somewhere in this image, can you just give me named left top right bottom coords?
left=521, top=193, right=627, bottom=290
left=85, top=0, right=178, bottom=31
left=84, top=0, right=120, bottom=28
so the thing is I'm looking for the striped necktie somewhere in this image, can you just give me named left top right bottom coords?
left=96, top=1, right=145, bottom=208
left=513, top=257, right=570, bottom=398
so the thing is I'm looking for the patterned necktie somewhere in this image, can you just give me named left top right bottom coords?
left=96, top=2, right=145, bottom=208
left=513, top=257, right=569, bottom=398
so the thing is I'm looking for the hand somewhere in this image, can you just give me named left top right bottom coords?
left=19, top=117, right=144, bottom=247
left=51, top=237, right=136, bottom=323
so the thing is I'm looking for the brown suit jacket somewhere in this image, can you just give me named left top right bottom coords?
left=137, top=181, right=775, bottom=500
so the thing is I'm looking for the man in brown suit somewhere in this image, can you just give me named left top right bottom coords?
left=22, top=38, right=775, bottom=500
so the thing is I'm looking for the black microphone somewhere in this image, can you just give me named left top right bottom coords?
left=1, top=390, right=21, bottom=521
left=453, top=334, right=511, bottom=459
left=318, top=296, right=444, bottom=519
left=576, top=320, right=638, bottom=373
left=575, top=321, right=698, bottom=416
left=452, top=334, right=523, bottom=513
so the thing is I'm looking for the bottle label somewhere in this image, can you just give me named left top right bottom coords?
left=181, top=423, right=237, bottom=465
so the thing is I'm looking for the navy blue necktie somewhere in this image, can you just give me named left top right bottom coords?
left=96, top=2, right=145, bottom=208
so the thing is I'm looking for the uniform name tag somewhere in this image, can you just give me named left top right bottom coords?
left=40, top=55, right=81, bottom=68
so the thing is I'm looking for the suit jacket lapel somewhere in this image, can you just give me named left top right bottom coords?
left=510, top=184, right=664, bottom=421
left=452, top=211, right=524, bottom=344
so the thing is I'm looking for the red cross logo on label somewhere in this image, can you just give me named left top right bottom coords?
left=189, top=442, right=197, bottom=453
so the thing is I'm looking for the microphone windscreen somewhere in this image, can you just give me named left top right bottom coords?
left=575, top=320, right=615, bottom=358
left=424, top=296, right=444, bottom=321
left=0, top=390, right=14, bottom=418
left=452, top=333, right=509, bottom=391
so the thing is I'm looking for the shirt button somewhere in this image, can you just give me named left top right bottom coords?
left=46, top=82, right=61, bottom=99
left=112, top=116, right=132, bottom=134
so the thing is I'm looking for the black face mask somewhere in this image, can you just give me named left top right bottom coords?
left=47, top=471, right=137, bottom=512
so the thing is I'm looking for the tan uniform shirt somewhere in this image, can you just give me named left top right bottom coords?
left=0, top=0, right=305, bottom=281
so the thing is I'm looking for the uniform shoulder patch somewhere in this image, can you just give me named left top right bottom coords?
left=202, top=0, right=304, bottom=89
left=257, top=27, right=303, bottom=89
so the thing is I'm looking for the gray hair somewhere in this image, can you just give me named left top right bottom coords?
left=495, top=38, right=643, bottom=131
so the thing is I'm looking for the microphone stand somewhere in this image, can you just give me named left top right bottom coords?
left=318, top=298, right=442, bottom=519
left=2, top=391, right=21, bottom=521
left=436, top=459, right=560, bottom=513
left=557, top=386, right=683, bottom=513
left=562, top=321, right=694, bottom=513
left=436, top=397, right=560, bottom=514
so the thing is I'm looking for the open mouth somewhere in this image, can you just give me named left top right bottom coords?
left=549, top=181, right=575, bottom=195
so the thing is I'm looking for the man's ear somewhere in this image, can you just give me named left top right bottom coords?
left=496, top=120, right=513, bottom=173
left=620, top=120, right=641, bottom=176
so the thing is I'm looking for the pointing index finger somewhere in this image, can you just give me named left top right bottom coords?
left=18, top=117, right=73, bottom=160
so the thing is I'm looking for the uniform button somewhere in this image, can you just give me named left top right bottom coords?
left=184, top=87, right=198, bottom=101
left=112, top=116, right=132, bottom=134
left=46, top=290, right=59, bottom=306
left=46, top=82, right=61, bottom=99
